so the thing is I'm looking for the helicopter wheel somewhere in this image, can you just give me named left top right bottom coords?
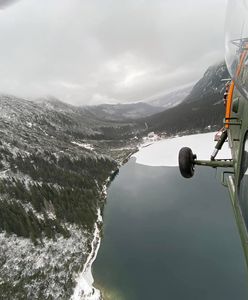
left=178, top=147, right=196, bottom=178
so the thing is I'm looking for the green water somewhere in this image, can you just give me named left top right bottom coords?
left=93, top=158, right=248, bottom=299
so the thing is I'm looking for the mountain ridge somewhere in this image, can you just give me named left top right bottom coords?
left=139, top=61, right=229, bottom=135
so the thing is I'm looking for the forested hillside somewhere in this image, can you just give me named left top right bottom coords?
left=0, top=95, right=140, bottom=299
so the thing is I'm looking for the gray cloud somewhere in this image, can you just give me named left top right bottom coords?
left=0, top=0, right=20, bottom=9
left=0, top=0, right=227, bottom=105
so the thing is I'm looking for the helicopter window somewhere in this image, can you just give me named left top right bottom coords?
left=245, top=54, right=248, bottom=65
left=238, top=133, right=248, bottom=231
left=225, top=0, right=248, bottom=99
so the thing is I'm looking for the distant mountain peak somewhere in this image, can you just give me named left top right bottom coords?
left=34, top=96, right=77, bottom=112
left=142, top=61, right=229, bottom=135
left=184, top=61, right=229, bottom=104
left=83, top=102, right=165, bottom=121
left=146, top=84, right=194, bottom=109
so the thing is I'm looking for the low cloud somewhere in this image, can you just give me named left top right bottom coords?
left=0, top=0, right=227, bottom=105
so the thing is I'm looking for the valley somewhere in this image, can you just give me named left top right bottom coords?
left=0, top=61, right=230, bottom=299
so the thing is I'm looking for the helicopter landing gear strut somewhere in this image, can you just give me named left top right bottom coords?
left=211, top=129, right=228, bottom=161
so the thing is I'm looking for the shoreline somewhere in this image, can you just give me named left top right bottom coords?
left=132, top=131, right=231, bottom=167
left=70, top=131, right=230, bottom=299
left=70, top=208, right=102, bottom=300
left=70, top=146, right=136, bottom=300
left=70, top=171, right=114, bottom=300
left=71, top=131, right=233, bottom=299
left=71, top=149, right=137, bottom=300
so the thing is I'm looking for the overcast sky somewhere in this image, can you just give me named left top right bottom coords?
left=0, top=0, right=227, bottom=105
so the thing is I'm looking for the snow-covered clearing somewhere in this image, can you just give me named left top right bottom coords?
left=72, top=142, right=94, bottom=151
left=133, top=132, right=231, bottom=167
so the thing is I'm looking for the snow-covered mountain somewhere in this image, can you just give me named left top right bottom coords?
left=84, top=102, right=165, bottom=121
left=141, top=61, right=229, bottom=135
left=83, top=85, right=193, bottom=122
left=184, top=61, right=229, bottom=104
left=147, top=84, right=193, bottom=109
left=0, top=95, right=140, bottom=299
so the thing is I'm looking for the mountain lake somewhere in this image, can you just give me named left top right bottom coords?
left=93, top=157, right=248, bottom=300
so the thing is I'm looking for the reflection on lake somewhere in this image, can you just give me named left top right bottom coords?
left=93, top=158, right=248, bottom=300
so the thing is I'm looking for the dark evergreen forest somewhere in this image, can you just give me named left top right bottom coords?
left=0, top=145, right=117, bottom=242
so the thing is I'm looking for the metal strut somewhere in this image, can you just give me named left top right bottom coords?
left=211, top=129, right=228, bottom=161
left=194, top=159, right=233, bottom=168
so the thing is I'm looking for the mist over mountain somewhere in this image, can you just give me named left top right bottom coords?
left=141, top=61, right=229, bottom=135
left=146, top=84, right=193, bottom=109
left=83, top=102, right=165, bottom=121
left=83, top=61, right=227, bottom=130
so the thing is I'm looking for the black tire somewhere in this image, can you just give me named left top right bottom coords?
left=178, top=147, right=196, bottom=178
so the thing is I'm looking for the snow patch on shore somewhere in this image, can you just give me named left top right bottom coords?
left=70, top=209, right=102, bottom=300
left=133, top=132, right=231, bottom=167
